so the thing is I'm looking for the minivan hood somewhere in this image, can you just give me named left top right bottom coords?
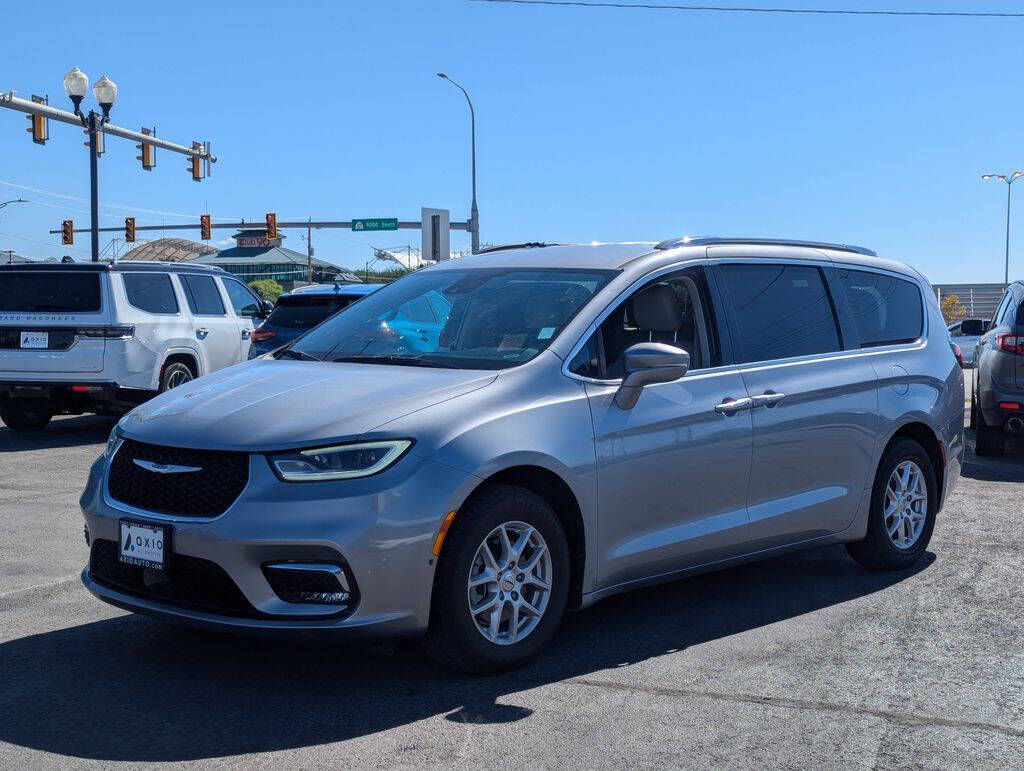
left=120, top=359, right=499, bottom=451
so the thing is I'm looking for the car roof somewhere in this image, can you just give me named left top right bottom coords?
left=425, top=237, right=919, bottom=279
left=0, top=261, right=227, bottom=275
left=282, top=282, right=383, bottom=298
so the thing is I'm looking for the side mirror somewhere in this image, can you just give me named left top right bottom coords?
left=960, top=319, right=984, bottom=336
left=615, top=342, right=690, bottom=410
left=260, top=299, right=275, bottom=317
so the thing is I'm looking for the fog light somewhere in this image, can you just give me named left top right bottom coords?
left=263, top=562, right=354, bottom=606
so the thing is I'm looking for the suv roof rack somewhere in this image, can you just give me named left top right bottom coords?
left=475, top=242, right=558, bottom=254
left=654, top=236, right=877, bottom=257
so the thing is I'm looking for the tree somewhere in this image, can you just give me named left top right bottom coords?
left=248, top=279, right=283, bottom=303
left=940, top=293, right=967, bottom=325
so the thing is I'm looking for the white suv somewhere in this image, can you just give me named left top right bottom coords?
left=0, top=261, right=271, bottom=431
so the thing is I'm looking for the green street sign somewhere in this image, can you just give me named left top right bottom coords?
left=351, top=218, right=398, bottom=232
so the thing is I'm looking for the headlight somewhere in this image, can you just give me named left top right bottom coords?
left=103, top=423, right=123, bottom=460
left=268, top=440, right=413, bottom=482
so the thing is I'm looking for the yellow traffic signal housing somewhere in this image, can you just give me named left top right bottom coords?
left=265, top=213, right=278, bottom=240
left=200, top=214, right=211, bottom=240
left=187, top=142, right=202, bottom=181
left=61, top=220, right=74, bottom=246
left=136, top=127, right=155, bottom=170
left=26, top=95, right=47, bottom=144
left=125, top=217, right=136, bottom=243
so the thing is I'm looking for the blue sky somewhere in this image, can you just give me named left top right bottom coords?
left=2, top=0, right=1024, bottom=281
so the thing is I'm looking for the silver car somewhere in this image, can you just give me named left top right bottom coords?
left=81, top=237, right=964, bottom=672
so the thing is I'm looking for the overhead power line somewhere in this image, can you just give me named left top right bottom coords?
left=468, top=0, right=1024, bottom=17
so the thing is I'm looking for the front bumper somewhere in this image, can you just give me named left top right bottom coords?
left=80, top=447, right=478, bottom=638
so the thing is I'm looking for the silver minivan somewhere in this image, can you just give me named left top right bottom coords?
left=80, top=238, right=964, bottom=672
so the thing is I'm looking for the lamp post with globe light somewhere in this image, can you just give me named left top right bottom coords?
left=63, top=67, right=117, bottom=262
left=982, top=171, right=1023, bottom=285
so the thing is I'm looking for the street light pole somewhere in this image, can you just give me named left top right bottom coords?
left=982, top=171, right=1022, bottom=285
left=64, top=68, right=117, bottom=263
left=438, top=73, right=479, bottom=254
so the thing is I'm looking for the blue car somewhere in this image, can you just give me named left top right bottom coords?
left=386, top=290, right=452, bottom=352
left=248, top=283, right=383, bottom=359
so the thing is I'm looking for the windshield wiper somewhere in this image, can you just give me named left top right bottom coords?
left=331, top=355, right=457, bottom=369
left=276, top=348, right=321, bottom=362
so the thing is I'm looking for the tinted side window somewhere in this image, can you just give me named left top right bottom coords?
left=719, top=264, right=841, bottom=364
left=222, top=279, right=261, bottom=318
left=837, top=269, right=922, bottom=347
left=181, top=274, right=225, bottom=315
left=991, top=292, right=1011, bottom=329
left=999, top=291, right=1019, bottom=326
left=122, top=273, right=178, bottom=314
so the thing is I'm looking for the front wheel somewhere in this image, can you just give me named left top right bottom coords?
left=422, top=484, right=570, bottom=673
left=847, top=438, right=937, bottom=571
left=0, top=402, right=54, bottom=431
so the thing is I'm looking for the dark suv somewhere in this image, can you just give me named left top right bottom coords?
left=971, top=280, right=1024, bottom=455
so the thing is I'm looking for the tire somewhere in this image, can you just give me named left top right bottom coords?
left=159, top=361, right=194, bottom=393
left=0, top=402, right=53, bottom=431
left=847, top=438, right=937, bottom=571
left=422, top=483, right=570, bottom=673
left=974, top=406, right=1005, bottom=457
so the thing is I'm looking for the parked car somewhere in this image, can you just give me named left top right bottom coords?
left=970, top=282, right=1024, bottom=455
left=81, top=238, right=963, bottom=673
left=948, top=318, right=986, bottom=366
left=0, top=261, right=271, bottom=431
left=248, top=282, right=383, bottom=359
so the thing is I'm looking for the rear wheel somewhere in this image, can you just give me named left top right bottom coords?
left=159, top=361, right=194, bottom=393
left=974, top=406, right=1005, bottom=457
left=0, top=401, right=54, bottom=431
left=847, top=438, right=937, bottom=571
left=422, top=484, right=570, bottom=673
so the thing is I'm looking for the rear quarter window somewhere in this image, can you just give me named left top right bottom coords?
left=122, top=273, right=178, bottom=314
left=836, top=268, right=923, bottom=347
left=0, top=271, right=101, bottom=312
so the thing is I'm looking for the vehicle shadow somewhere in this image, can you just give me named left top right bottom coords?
left=0, top=545, right=933, bottom=762
left=0, top=414, right=113, bottom=452
left=960, top=428, right=1024, bottom=483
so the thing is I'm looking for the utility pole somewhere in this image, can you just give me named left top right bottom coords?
left=306, top=218, right=313, bottom=283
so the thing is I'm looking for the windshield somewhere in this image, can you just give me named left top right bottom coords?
left=0, top=271, right=101, bottom=312
left=289, top=268, right=615, bottom=369
left=266, top=294, right=363, bottom=330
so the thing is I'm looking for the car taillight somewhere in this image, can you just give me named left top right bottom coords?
left=951, top=343, right=963, bottom=367
left=996, top=333, right=1024, bottom=355
left=75, top=325, right=134, bottom=339
left=251, top=327, right=277, bottom=343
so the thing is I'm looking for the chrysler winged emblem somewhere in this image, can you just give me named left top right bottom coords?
left=133, top=459, right=202, bottom=474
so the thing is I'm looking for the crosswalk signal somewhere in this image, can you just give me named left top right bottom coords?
left=26, top=95, right=48, bottom=145
left=125, top=217, right=136, bottom=243
left=200, top=214, right=211, bottom=240
left=187, top=142, right=202, bottom=181
left=61, top=220, right=74, bottom=246
left=265, top=213, right=277, bottom=240
left=136, top=127, right=155, bottom=170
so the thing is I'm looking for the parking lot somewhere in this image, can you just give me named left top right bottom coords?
left=2, top=403, right=1023, bottom=768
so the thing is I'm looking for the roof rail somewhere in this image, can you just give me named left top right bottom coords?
left=654, top=236, right=877, bottom=257
left=475, top=242, right=558, bottom=254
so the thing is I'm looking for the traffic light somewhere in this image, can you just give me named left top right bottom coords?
left=187, top=141, right=202, bottom=181
left=265, top=213, right=277, bottom=240
left=125, top=217, right=136, bottom=243
left=61, top=220, right=74, bottom=246
left=136, top=127, right=155, bottom=170
left=26, top=95, right=47, bottom=145
left=200, top=214, right=211, bottom=240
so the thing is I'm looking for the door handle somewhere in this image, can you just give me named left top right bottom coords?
left=241, top=329, right=251, bottom=340
left=715, top=396, right=754, bottom=414
left=751, top=390, right=786, bottom=408
left=195, top=327, right=209, bottom=340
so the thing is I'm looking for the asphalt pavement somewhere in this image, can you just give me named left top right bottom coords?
left=1, top=411, right=1022, bottom=768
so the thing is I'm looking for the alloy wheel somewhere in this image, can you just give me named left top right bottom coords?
left=884, top=460, right=928, bottom=549
left=167, top=369, right=192, bottom=389
left=467, top=521, right=553, bottom=646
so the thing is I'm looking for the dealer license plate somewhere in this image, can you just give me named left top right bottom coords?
left=20, top=331, right=48, bottom=348
left=118, top=520, right=169, bottom=570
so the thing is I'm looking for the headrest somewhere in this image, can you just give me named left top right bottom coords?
left=631, top=284, right=682, bottom=332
